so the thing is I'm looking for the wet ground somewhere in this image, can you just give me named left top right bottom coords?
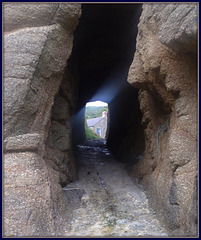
left=63, top=139, right=168, bottom=237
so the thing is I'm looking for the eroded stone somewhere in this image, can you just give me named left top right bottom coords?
left=5, top=133, right=40, bottom=152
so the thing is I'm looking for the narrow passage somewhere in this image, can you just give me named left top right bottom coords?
left=63, top=139, right=168, bottom=237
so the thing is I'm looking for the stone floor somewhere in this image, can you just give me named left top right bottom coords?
left=63, top=139, right=168, bottom=237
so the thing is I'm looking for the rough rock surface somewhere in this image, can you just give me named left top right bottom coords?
left=158, top=4, right=197, bottom=52
left=3, top=3, right=81, bottom=33
left=128, top=3, right=198, bottom=237
left=4, top=133, right=40, bottom=152
left=4, top=152, right=75, bottom=236
left=3, top=3, right=81, bottom=236
left=4, top=24, right=69, bottom=151
left=45, top=73, right=78, bottom=187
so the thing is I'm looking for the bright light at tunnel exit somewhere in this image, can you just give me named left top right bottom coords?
left=86, top=101, right=108, bottom=107
left=85, top=101, right=109, bottom=139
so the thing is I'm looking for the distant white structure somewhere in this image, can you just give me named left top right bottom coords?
left=86, top=111, right=108, bottom=138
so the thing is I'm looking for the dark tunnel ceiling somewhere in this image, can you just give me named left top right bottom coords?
left=68, top=4, right=142, bottom=110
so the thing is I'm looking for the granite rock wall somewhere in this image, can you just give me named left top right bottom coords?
left=3, top=3, right=81, bottom=236
left=128, top=3, right=198, bottom=236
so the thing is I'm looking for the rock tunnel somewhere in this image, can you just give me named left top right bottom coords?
left=3, top=3, right=198, bottom=237
left=69, top=4, right=144, bottom=160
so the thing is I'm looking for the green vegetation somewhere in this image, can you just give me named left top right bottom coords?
left=85, top=106, right=108, bottom=119
left=85, top=105, right=109, bottom=139
left=85, top=124, right=100, bottom=140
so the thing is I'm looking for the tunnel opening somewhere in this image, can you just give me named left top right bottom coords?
left=69, top=3, right=144, bottom=164
left=4, top=3, right=198, bottom=237
left=85, top=101, right=109, bottom=140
